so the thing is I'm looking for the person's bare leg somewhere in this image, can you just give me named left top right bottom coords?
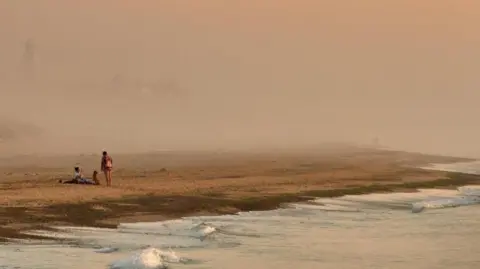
left=108, top=170, right=112, bottom=186
left=104, top=170, right=109, bottom=186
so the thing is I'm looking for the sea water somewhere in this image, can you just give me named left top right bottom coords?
left=1, top=161, right=480, bottom=269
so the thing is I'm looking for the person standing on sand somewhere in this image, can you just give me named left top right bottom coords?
left=101, top=151, right=113, bottom=186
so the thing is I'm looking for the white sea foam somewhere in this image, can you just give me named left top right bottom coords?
left=118, top=219, right=217, bottom=239
left=95, top=247, right=120, bottom=253
left=22, top=224, right=208, bottom=249
left=109, top=248, right=167, bottom=269
left=411, top=195, right=480, bottom=213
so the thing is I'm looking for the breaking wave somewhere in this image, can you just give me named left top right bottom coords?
left=304, top=186, right=480, bottom=214
left=109, top=247, right=186, bottom=269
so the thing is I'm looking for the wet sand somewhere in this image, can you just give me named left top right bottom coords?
left=0, top=147, right=477, bottom=240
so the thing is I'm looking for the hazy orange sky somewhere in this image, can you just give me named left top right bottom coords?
left=1, top=1, right=480, bottom=156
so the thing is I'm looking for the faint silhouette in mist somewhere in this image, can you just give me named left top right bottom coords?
left=0, top=118, right=42, bottom=143
left=22, top=38, right=35, bottom=82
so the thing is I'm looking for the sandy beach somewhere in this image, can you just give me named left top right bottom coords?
left=0, top=146, right=477, bottom=241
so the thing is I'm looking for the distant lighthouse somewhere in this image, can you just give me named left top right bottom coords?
left=22, top=38, right=35, bottom=81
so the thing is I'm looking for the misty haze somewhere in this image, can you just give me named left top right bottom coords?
left=2, top=3, right=480, bottom=269
left=1, top=1, right=479, bottom=157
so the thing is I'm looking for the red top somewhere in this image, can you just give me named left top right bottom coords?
left=101, top=155, right=113, bottom=171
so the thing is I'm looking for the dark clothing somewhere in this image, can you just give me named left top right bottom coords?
left=62, top=179, right=79, bottom=184
left=60, top=178, right=97, bottom=185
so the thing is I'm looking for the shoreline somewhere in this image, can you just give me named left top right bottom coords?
left=0, top=148, right=478, bottom=242
left=2, top=173, right=479, bottom=242
left=2, top=171, right=479, bottom=243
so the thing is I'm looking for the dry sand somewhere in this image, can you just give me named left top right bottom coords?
left=0, top=147, right=477, bottom=240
